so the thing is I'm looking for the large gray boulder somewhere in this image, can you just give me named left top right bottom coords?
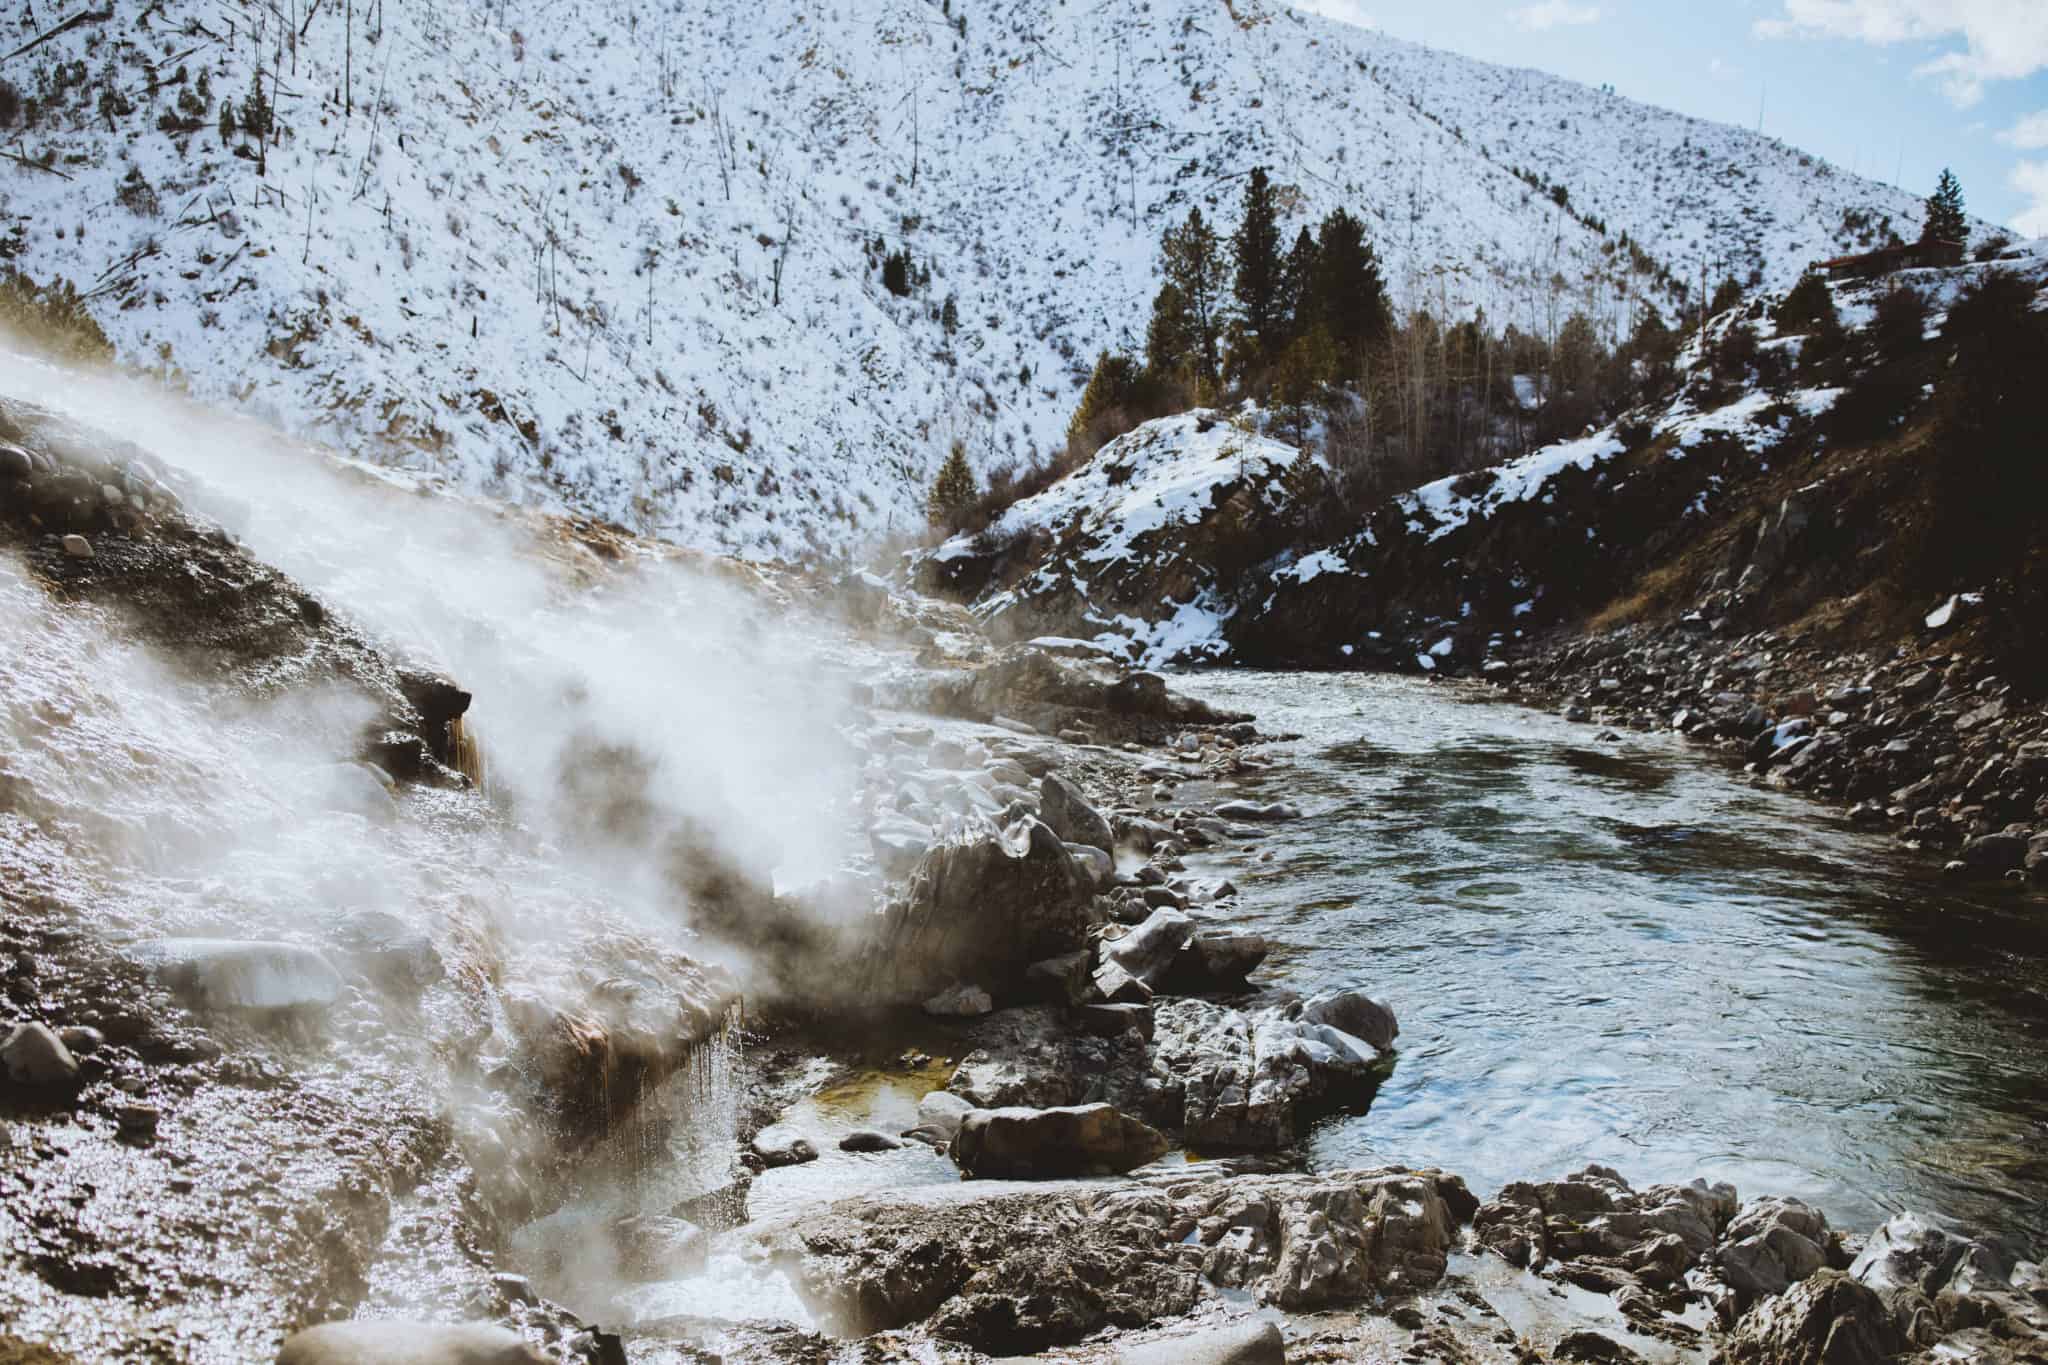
left=1092, top=909, right=1196, bottom=1001
left=858, top=817, right=1091, bottom=1004
left=951, top=1103, right=1168, bottom=1179
left=276, top=1322, right=545, bottom=1364
left=1116, top=1319, right=1285, bottom=1365
left=1, top=1021, right=80, bottom=1086
left=135, top=939, right=343, bottom=1011
left=1716, top=1197, right=1837, bottom=1303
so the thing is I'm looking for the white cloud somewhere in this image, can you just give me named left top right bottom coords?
left=1510, top=1, right=1601, bottom=31
left=1754, top=0, right=2048, bottom=107
left=1999, top=111, right=2048, bottom=150
left=2012, top=160, right=2048, bottom=237
left=1291, top=0, right=1377, bottom=28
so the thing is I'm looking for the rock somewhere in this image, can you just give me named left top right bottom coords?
left=1042, top=773, right=1116, bottom=854
left=1093, top=908, right=1196, bottom=999
left=1849, top=1211, right=2007, bottom=1298
left=923, top=983, right=995, bottom=1017
left=1296, top=989, right=1399, bottom=1052
left=841, top=1129, right=905, bottom=1153
left=859, top=817, right=1090, bottom=1004
left=1959, top=830, right=2028, bottom=875
left=670, top=1176, right=752, bottom=1233
left=916, top=1090, right=976, bottom=1141
left=61, top=533, right=92, bottom=559
left=1717, top=1196, right=1835, bottom=1302
left=1026, top=949, right=1094, bottom=1005
left=751, top=1125, right=819, bottom=1168
left=1, top=1021, right=80, bottom=1086
left=136, top=939, right=344, bottom=1011
left=950, top=1103, right=1168, bottom=1179
left=1723, top=1270, right=1905, bottom=1365
left=1147, top=998, right=1393, bottom=1149
left=1067, top=841, right=1114, bottom=887
left=0, top=444, right=30, bottom=481
left=55, top=1025, right=105, bottom=1056
left=276, top=1322, right=547, bottom=1364
left=871, top=823, right=932, bottom=879
left=1115, top=1319, right=1285, bottom=1365
left=1076, top=1001, right=1155, bottom=1039
left=1554, top=1330, right=1647, bottom=1364
left=1163, top=932, right=1269, bottom=993
left=1106, top=672, right=1170, bottom=715
left=1213, top=801, right=1302, bottom=822
left=115, top=1101, right=161, bottom=1139
left=948, top=1049, right=1077, bottom=1110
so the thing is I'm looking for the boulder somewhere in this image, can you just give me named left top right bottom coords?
left=1163, top=932, right=1269, bottom=993
left=1147, top=998, right=1393, bottom=1150
left=841, top=1129, right=906, bottom=1153
left=613, top=1214, right=710, bottom=1280
left=859, top=817, right=1090, bottom=1004
left=1849, top=1211, right=2008, bottom=1298
left=1213, top=801, right=1302, bottom=822
left=276, top=1322, right=545, bottom=1365
left=1042, top=774, right=1115, bottom=855
left=1296, top=989, right=1399, bottom=1052
left=751, top=1125, right=819, bottom=1168
left=950, top=1103, right=1168, bottom=1179
left=1723, top=1270, right=1906, bottom=1365
left=1, top=1021, right=79, bottom=1086
left=1717, top=1197, right=1835, bottom=1303
left=915, top=1090, right=976, bottom=1141
left=1067, top=841, right=1114, bottom=887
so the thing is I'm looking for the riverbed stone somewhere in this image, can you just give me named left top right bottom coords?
left=923, top=983, right=995, bottom=1017
left=1093, top=908, right=1196, bottom=999
left=1, top=1021, right=80, bottom=1086
left=751, top=1125, right=819, bottom=1168
left=276, top=1322, right=547, bottom=1364
left=842, top=1129, right=906, bottom=1153
left=1114, top=1319, right=1284, bottom=1365
left=1147, top=998, right=1393, bottom=1149
left=952, top=1103, right=1168, bottom=1179
left=1723, top=1270, right=1905, bottom=1365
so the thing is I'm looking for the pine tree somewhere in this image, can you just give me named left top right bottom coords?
left=217, top=99, right=235, bottom=144
left=927, top=439, right=978, bottom=529
left=1230, top=166, right=1286, bottom=378
left=881, top=248, right=913, bottom=297
left=1921, top=168, right=1967, bottom=245
left=240, top=69, right=271, bottom=143
left=1282, top=226, right=1319, bottom=343
left=1066, top=350, right=1146, bottom=448
left=1312, top=208, right=1391, bottom=370
left=1159, top=208, right=1224, bottom=383
left=940, top=293, right=959, bottom=335
left=1143, top=281, right=1191, bottom=380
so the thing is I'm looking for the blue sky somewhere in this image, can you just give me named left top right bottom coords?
left=1291, top=0, right=2048, bottom=237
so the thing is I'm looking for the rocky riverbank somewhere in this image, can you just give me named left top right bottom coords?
left=1492, top=615, right=2048, bottom=887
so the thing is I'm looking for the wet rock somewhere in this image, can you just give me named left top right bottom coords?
left=55, top=1024, right=105, bottom=1056
left=276, top=1321, right=547, bottom=1364
left=1077, top=1002, right=1155, bottom=1040
left=1147, top=998, right=1393, bottom=1149
left=61, top=533, right=92, bottom=558
left=1554, top=1330, right=1647, bottom=1363
left=1067, top=841, right=1115, bottom=887
left=1723, top=1269, right=1905, bottom=1365
left=1849, top=1211, right=2007, bottom=1298
left=860, top=817, right=1090, bottom=1004
left=670, top=1176, right=752, bottom=1232
left=1043, top=773, right=1116, bottom=855
left=751, top=1125, right=820, bottom=1168
left=1114, top=1319, right=1285, bottom=1365
left=1296, top=989, right=1399, bottom=1052
left=1163, top=933, right=1270, bottom=993
left=1959, top=830, right=2028, bottom=875
left=1213, top=800, right=1302, bottom=822
left=1, top=1021, right=80, bottom=1086
left=1093, top=909, right=1196, bottom=999
left=1717, top=1197, right=1835, bottom=1303
left=1106, top=671, right=1170, bottom=715
left=136, top=939, right=345, bottom=1012
left=841, top=1129, right=905, bottom=1153
left=948, top=1048, right=1077, bottom=1110
left=951, top=1103, right=1168, bottom=1179
left=916, top=1090, right=975, bottom=1141
left=923, top=983, right=995, bottom=1017
left=115, top=1101, right=161, bottom=1140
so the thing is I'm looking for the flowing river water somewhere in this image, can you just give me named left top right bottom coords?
left=1167, top=669, right=2048, bottom=1246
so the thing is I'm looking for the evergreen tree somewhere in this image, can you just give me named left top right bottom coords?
left=1772, top=272, right=1837, bottom=334
left=1066, top=350, right=1147, bottom=449
left=1282, top=226, right=1319, bottom=342
left=1159, top=208, right=1224, bottom=383
left=1931, top=269, right=2048, bottom=574
left=1312, top=207, right=1391, bottom=369
left=927, top=439, right=978, bottom=530
left=940, top=293, right=959, bottom=335
left=240, top=69, right=271, bottom=142
left=1143, top=281, right=1191, bottom=381
left=881, top=248, right=913, bottom=297
left=216, top=98, right=235, bottom=144
left=1229, top=166, right=1286, bottom=377
left=1709, top=276, right=1744, bottom=316
left=1921, top=168, right=1967, bottom=244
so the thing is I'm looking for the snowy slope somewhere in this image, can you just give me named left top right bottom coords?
left=0, top=0, right=1968, bottom=558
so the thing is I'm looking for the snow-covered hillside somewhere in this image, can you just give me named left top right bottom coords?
left=0, top=0, right=1972, bottom=557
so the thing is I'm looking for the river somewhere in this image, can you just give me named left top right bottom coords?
left=1169, top=669, right=2048, bottom=1244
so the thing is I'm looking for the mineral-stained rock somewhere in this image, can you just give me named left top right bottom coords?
left=950, top=1103, right=1168, bottom=1179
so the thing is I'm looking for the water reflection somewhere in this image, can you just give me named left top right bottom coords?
left=1169, top=671, right=2048, bottom=1243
